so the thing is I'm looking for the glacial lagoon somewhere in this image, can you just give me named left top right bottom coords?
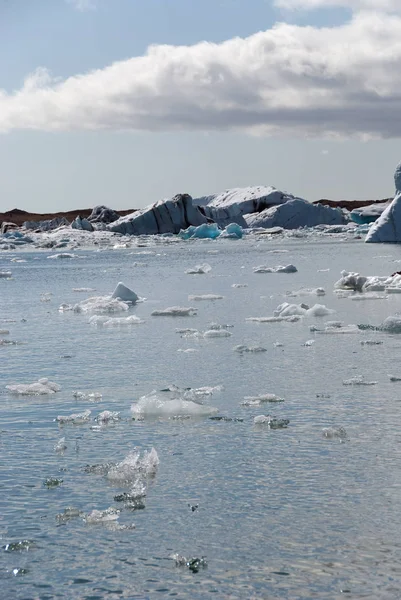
left=2, top=234, right=401, bottom=599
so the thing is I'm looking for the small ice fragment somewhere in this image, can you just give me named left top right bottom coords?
left=0, top=329, right=9, bottom=335
left=44, top=477, right=63, bottom=488
left=273, top=341, right=284, bottom=347
left=342, top=376, right=377, bottom=386
left=253, top=415, right=290, bottom=428
left=56, top=507, right=83, bottom=523
left=254, top=264, right=297, bottom=274
left=188, top=294, right=224, bottom=301
left=241, top=394, right=284, bottom=406
left=176, top=328, right=199, bottom=334
left=232, top=283, right=248, bottom=288
left=246, top=315, right=301, bottom=323
left=302, top=339, right=315, bottom=346
left=380, top=316, right=401, bottom=334
left=360, top=340, right=383, bottom=346
left=89, top=315, right=144, bottom=326
left=6, top=378, right=61, bottom=395
left=56, top=409, right=91, bottom=424
left=73, top=391, right=102, bottom=401
left=0, top=271, right=12, bottom=278
left=151, top=307, right=197, bottom=317
left=54, top=437, right=67, bottom=453
left=95, top=410, right=120, bottom=424
left=47, top=253, right=77, bottom=259
left=73, top=287, right=96, bottom=292
left=234, top=344, right=267, bottom=353
left=203, top=329, right=232, bottom=338
left=389, top=375, right=401, bottom=382
left=185, top=263, right=212, bottom=275
left=322, top=427, right=347, bottom=439
left=84, top=507, right=120, bottom=524
left=111, top=282, right=138, bottom=304
left=177, top=348, right=198, bottom=353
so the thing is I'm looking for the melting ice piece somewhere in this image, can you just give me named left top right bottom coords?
left=389, top=375, right=401, bottom=382
left=54, top=437, right=67, bottom=453
left=0, top=329, right=9, bottom=335
left=131, top=391, right=218, bottom=417
left=241, top=394, right=284, bottom=406
left=47, top=253, right=78, bottom=259
left=253, top=415, right=290, bottom=428
left=84, top=507, right=120, bottom=524
left=151, top=307, right=197, bottom=317
left=73, top=287, right=96, bottom=292
left=56, top=410, right=91, bottom=424
left=188, top=294, right=224, bottom=301
left=72, top=296, right=130, bottom=314
left=322, top=427, right=347, bottom=439
left=246, top=315, right=301, bottom=323
left=360, top=340, right=383, bottom=345
left=73, top=391, right=102, bottom=401
left=274, top=302, right=334, bottom=318
left=172, top=554, right=208, bottom=572
left=95, top=410, right=120, bottom=424
left=185, top=263, right=212, bottom=275
left=106, top=448, right=159, bottom=482
left=111, top=282, right=138, bottom=304
left=0, top=271, right=12, bottom=278
left=380, top=316, right=401, bottom=334
left=203, top=329, right=232, bottom=338
left=302, top=339, right=315, bottom=346
left=286, top=287, right=326, bottom=297
left=89, top=315, right=144, bottom=326
left=6, top=378, right=61, bottom=395
left=342, top=376, right=377, bottom=386
left=232, top=283, right=248, bottom=288
left=254, top=264, right=297, bottom=274
left=234, top=345, right=267, bottom=353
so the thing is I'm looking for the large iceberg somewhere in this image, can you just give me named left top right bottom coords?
left=366, top=161, right=401, bottom=243
left=109, top=194, right=207, bottom=235
left=244, top=199, right=344, bottom=229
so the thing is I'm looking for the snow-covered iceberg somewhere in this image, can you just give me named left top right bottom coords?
left=109, top=194, right=207, bottom=235
left=350, top=202, right=390, bottom=225
left=245, top=198, right=344, bottom=229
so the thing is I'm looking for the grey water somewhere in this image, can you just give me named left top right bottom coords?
left=2, top=236, right=401, bottom=599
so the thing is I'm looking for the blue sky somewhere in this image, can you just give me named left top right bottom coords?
left=0, top=0, right=400, bottom=212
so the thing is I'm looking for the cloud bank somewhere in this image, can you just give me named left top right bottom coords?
left=2, top=9, right=401, bottom=138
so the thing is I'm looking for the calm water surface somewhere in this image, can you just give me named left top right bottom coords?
left=2, top=236, right=401, bottom=599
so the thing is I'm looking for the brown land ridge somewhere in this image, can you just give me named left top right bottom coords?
left=0, top=197, right=392, bottom=228
left=0, top=207, right=136, bottom=227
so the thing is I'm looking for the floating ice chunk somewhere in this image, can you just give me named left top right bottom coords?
left=351, top=293, right=388, bottom=301
left=360, top=340, right=383, bottom=345
left=95, top=411, right=120, bottom=424
left=389, top=375, right=401, bottom=381
left=203, top=329, right=232, bottom=338
left=73, top=287, right=96, bottom=292
left=172, top=554, right=208, bottom=572
left=111, top=282, right=138, bottom=304
left=73, top=296, right=130, bottom=314
left=54, top=437, right=67, bottom=453
left=221, top=222, right=243, bottom=238
left=241, top=394, right=284, bottom=405
left=180, top=223, right=221, bottom=240
left=73, top=391, right=102, bottom=401
left=89, top=315, right=144, bottom=326
left=56, top=410, right=91, bottom=424
left=313, top=322, right=360, bottom=334
left=307, top=304, right=335, bottom=317
left=208, top=323, right=233, bottom=330
left=84, top=507, right=120, bottom=524
left=56, top=508, right=83, bottom=523
left=0, top=329, right=9, bottom=335
left=234, top=345, right=267, bottom=353
left=0, top=270, right=12, bottom=278
left=380, top=316, right=401, bottom=333
left=188, top=294, right=224, bottom=301
left=254, top=264, right=297, bottom=274
left=185, top=263, right=212, bottom=274
left=274, top=302, right=309, bottom=317
left=232, top=283, right=248, bottom=288
left=334, top=271, right=368, bottom=292
left=273, top=341, right=284, bottom=347
left=322, top=427, right=347, bottom=439
left=253, top=415, right=290, bottom=428
left=190, top=385, right=224, bottom=397
left=47, top=253, right=78, bottom=259
left=106, top=448, right=159, bottom=482
left=286, top=287, right=326, bottom=297
left=177, top=348, right=198, bottom=353
left=131, top=391, right=218, bottom=417
left=343, top=376, right=377, bottom=386
left=302, top=339, right=315, bottom=346
left=151, top=306, right=197, bottom=317
left=246, top=315, right=301, bottom=323
left=6, top=378, right=61, bottom=395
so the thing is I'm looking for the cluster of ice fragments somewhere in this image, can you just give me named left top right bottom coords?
left=6, top=378, right=61, bottom=396
left=60, top=281, right=139, bottom=314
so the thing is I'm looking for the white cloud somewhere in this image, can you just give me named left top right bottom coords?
left=275, top=0, right=401, bottom=11
left=66, top=0, right=96, bottom=11
left=2, top=11, right=401, bottom=138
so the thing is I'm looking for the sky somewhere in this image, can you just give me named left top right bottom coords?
left=1, top=0, right=401, bottom=213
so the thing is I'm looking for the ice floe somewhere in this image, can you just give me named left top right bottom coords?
left=203, top=329, right=232, bottom=338
left=84, top=507, right=120, bottom=524
left=241, top=394, right=284, bottom=405
left=274, top=302, right=335, bottom=318
left=185, top=263, right=212, bottom=274
left=89, top=315, right=144, bottom=326
left=151, top=306, right=197, bottom=317
left=72, top=391, right=103, bottom=401
left=94, top=410, right=121, bottom=425
left=56, top=409, right=91, bottom=424
left=342, top=376, right=377, bottom=386
left=234, top=345, right=267, bottom=353
left=253, top=264, right=297, bottom=274
left=188, top=294, right=224, bottom=301
left=253, top=415, right=290, bottom=428
left=6, top=378, right=61, bottom=395
left=131, top=389, right=218, bottom=418
left=232, top=283, right=248, bottom=288
left=106, top=448, right=159, bottom=482
left=47, top=253, right=78, bottom=259
left=322, top=427, right=348, bottom=439
left=54, top=437, right=67, bottom=453
left=285, top=287, right=326, bottom=297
